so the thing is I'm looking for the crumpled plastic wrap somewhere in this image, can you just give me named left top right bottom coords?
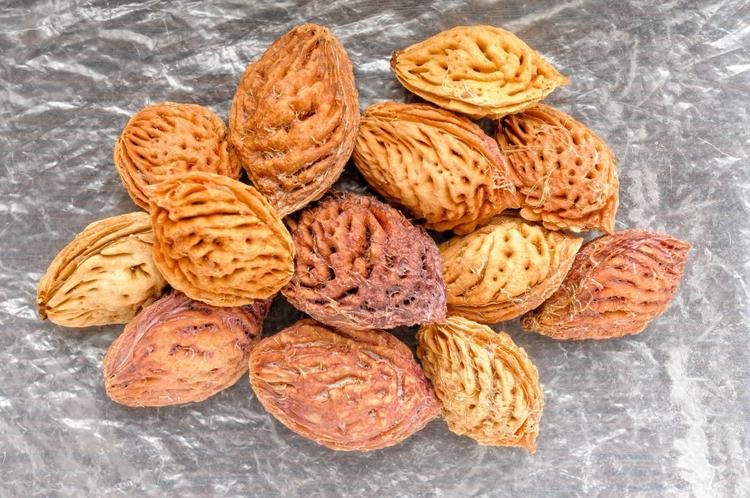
left=1, top=0, right=748, bottom=496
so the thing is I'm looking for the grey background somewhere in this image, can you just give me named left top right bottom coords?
left=1, top=0, right=748, bottom=496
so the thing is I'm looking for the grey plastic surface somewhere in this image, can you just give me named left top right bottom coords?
left=1, top=0, right=748, bottom=496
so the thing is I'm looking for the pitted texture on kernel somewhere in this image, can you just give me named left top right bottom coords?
left=229, top=24, right=359, bottom=217
left=522, top=229, right=690, bottom=340
left=103, top=291, right=269, bottom=407
left=249, top=319, right=440, bottom=451
left=283, top=193, right=446, bottom=330
left=354, top=102, right=518, bottom=234
left=391, top=26, right=568, bottom=119
left=417, top=316, right=544, bottom=453
left=114, top=102, right=240, bottom=209
left=441, top=216, right=582, bottom=323
left=497, top=104, right=619, bottom=234
left=37, top=212, right=167, bottom=328
left=150, top=172, right=294, bottom=306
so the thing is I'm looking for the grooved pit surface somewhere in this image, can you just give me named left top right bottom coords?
left=1, top=1, right=748, bottom=496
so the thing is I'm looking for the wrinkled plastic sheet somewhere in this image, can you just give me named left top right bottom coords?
left=1, top=0, right=749, bottom=496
